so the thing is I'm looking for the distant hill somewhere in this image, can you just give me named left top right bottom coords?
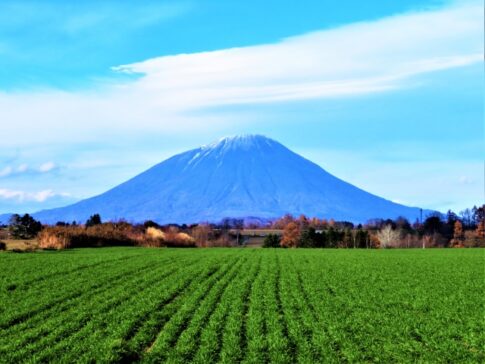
left=33, top=135, right=428, bottom=224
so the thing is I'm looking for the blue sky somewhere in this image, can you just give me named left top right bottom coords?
left=0, top=0, right=483, bottom=215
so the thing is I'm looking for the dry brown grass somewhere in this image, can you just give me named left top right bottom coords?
left=38, top=223, right=142, bottom=249
left=139, top=226, right=196, bottom=248
left=1, top=239, right=38, bottom=251
left=37, top=224, right=199, bottom=250
left=146, top=227, right=166, bottom=240
left=37, top=231, right=70, bottom=249
left=205, top=233, right=236, bottom=247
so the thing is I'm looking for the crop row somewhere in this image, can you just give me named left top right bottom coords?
left=0, top=248, right=483, bottom=363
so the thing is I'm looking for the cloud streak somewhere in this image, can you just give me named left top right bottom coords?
left=0, top=1, right=193, bottom=36
left=38, top=162, right=56, bottom=173
left=0, top=1, right=481, bottom=148
left=0, top=0, right=480, bottom=151
left=0, top=162, right=59, bottom=178
left=114, top=1, right=482, bottom=107
left=0, top=188, right=70, bottom=202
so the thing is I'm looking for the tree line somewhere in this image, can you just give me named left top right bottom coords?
left=2, top=205, right=484, bottom=249
left=265, top=205, right=484, bottom=248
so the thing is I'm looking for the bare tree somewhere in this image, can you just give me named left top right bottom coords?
left=376, top=225, right=401, bottom=248
left=191, top=224, right=211, bottom=247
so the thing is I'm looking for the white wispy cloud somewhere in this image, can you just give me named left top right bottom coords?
left=0, top=1, right=193, bottom=36
left=0, top=162, right=58, bottom=177
left=38, top=161, right=56, bottom=172
left=0, top=188, right=70, bottom=202
left=0, top=1, right=481, bottom=145
left=113, top=1, right=482, bottom=107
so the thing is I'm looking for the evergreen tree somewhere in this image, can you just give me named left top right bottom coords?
left=343, top=228, right=352, bottom=248
left=299, top=227, right=317, bottom=248
left=86, top=214, right=102, bottom=227
left=326, top=227, right=340, bottom=248
left=8, top=214, right=42, bottom=239
left=354, top=228, right=369, bottom=248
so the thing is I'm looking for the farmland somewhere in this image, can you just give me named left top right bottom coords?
left=0, top=248, right=483, bottom=363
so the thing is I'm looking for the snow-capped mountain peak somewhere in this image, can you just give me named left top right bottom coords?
left=33, top=135, right=426, bottom=224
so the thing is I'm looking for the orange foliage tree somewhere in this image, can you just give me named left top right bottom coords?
left=297, top=214, right=309, bottom=230
left=451, top=220, right=464, bottom=247
left=476, top=220, right=485, bottom=239
left=281, top=221, right=300, bottom=248
left=272, top=214, right=294, bottom=229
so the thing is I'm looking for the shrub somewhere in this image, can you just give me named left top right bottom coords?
left=0, top=241, right=6, bottom=251
left=463, top=231, right=485, bottom=248
left=205, top=237, right=234, bottom=247
left=263, top=234, right=281, bottom=248
left=0, top=229, right=8, bottom=240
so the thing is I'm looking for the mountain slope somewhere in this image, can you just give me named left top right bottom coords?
left=0, top=213, right=13, bottom=225
left=33, top=135, right=425, bottom=224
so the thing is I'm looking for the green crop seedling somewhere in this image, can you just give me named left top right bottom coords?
left=0, top=248, right=483, bottom=363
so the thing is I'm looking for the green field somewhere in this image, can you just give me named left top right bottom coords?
left=0, top=248, right=483, bottom=363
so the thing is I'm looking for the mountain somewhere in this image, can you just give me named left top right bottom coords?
left=33, top=135, right=426, bottom=224
left=0, top=213, right=13, bottom=225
